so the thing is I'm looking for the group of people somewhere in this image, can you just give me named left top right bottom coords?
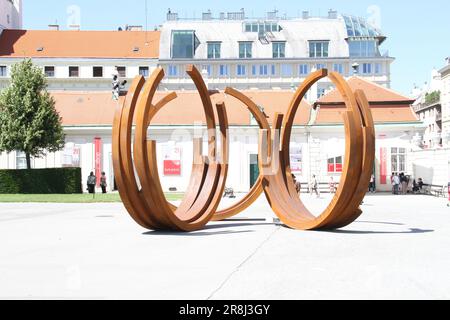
left=290, top=174, right=337, bottom=199
left=86, top=171, right=108, bottom=194
left=391, top=172, right=414, bottom=195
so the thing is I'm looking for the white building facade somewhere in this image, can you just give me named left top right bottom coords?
left=439, top=60, right=450, bottom=142
left=158, top=9, right=393, bottom=101
left=0, top=0, right=22, bottom=32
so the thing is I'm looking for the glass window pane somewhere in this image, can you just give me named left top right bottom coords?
left=172, top=31, right=194, bottom=59
left=391, top=155, right=398, bottom=172
left=323, top=42, right=329, bottom=57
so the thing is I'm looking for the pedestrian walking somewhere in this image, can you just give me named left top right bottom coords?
left=329, top=176, right=337, bottom=194
left=87, top=172, right=96, bottom=194
left=100, top=172, right=108, bottom=194
left=310, top=175, right=320, bottom=198
left=369, top=174, right=376, bottom=193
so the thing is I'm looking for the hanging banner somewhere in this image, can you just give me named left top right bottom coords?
left=163, top=145, right=182, bottom=176
left=94, top=138, right=102, bottom=186
left=62, top=143, right=81, bottom=167
left=380, top=147, right=387, bottom=184
left=290, top=145, right=303, bottom=173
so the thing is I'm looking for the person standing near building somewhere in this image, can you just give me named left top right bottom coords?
left=310, top=175, right=320, bottom=198
left=87, top=172, right=96, bottom=194
left=393, top=173, right=400, bottom=195
left=329, top=176, right=337, bottom=194
left=369, top=174, right=376, bottom=193
left=400, top=172, right=408, bottom=195
left=100, top=172, right=107, bottom=194
left=292, top=174, right=301, bottom=195
left=447, top=182, right=450, bottom=207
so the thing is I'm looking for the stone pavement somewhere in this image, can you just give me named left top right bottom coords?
left=0, top=193, right=448, bottom=299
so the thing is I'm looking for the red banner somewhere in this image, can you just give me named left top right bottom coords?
left=164, top=160, right=181, bottom=176
left=380, top=147, right=387, bottom=184
left=94, top=137, right=102, bottom=186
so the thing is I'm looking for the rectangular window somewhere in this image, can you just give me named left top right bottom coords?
left=309, top=41, right=329, bottom=58
left=252, top=65, right=257, bottom=76
left=202, top=65, right=211, bottom=76
left=16, top=151, right=28, bottom=170
left=239, top=42, right=252, bottom=59
left=93, top=66, right=103, bottom=78
left=219, top=65, right=229, bottom=77
left=375, top=63, right=382, bottom=75
left=328, top=156, right=343, bottom=173
left=299, top=64, right=308, bottom=75
left=317, top=88, right=326, bottom=99
left=0, top=66, right=6, bottom=77
left=271, top=65, right=276, bottom=76
left=273, top=42, right=286, bottom=58
left=333, top=63, right=343, bottom=74
left=259, top=65, right=268, bottom=76
left=391, top=148, right=406, bottom=173
left=245, top=22, right=279, bottom=33
left=362, top=63, right=372, bottom=74
left=316, top=63, right=326, bottom=70
left=348, top=40, right=380, bottom=57
left=207, top=42, right=221, bottom=59
left=171, top=30, right=198, bottom=59
left=69, top=66, right=79, bottom=77
left=281, top=64, right=293, bottom=77
left=44, top=66, right=55, bottom=77
left=237, top=65, right=246, bottom=76
left=117, top=66, right=126, bottom=77
left=139, top=66, right=149, bottom=77
left=168, top=65, right=178, bottom=76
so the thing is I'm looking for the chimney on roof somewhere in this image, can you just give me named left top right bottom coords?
left=48, top=24, right=59, bottom=31
left=328, top=9, right=337, bottom=19
left=167, top=8, right=178, bottom=21
left=302, top=11, right=309, bottom=19
left=202, top=9, right=212, bottom=20
left=446, top=57, right=450, bottom=65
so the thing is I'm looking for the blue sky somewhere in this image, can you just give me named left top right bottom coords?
left=23, top=0, right=450, bottom=96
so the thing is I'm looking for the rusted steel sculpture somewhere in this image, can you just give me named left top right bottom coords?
left=112, top=65, right=375, bottom=231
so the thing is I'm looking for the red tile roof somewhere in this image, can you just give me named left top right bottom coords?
left=52, top=90, right=311, bottom=126
left=316, top=77, right=415, bottom=105
left=313, top=76, right=419, bottom=124
left=0, top=29, right=160, bottom=59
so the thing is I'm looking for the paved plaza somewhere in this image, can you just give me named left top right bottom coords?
left=0, top=193, right=449, bottom=300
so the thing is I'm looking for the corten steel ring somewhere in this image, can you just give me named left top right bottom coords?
left=259, top=69, right=375, bottom=230
left=113, top=65, right=229, bottom=231
left=113, top=67, right=375, bottom=232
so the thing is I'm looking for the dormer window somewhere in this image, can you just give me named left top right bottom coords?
left=171, top=30, right=200, bottom=59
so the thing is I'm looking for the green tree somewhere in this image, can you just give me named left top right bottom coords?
left=0, top=59, right=65, bottom=169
